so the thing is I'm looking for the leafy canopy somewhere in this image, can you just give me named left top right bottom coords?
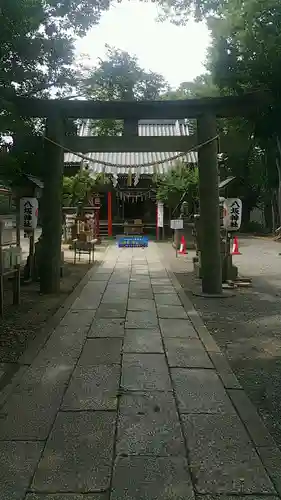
left=62, top=170, right=111, bottom=207
left=156, top=163, right=199, bottom=213
left=79, top=46, right=169, bottom=135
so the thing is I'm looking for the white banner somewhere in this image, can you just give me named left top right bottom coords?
left=20, top=197, right=38, bottom=230
left=157, top=202, right=164, bottom=228
left=223, top=198, right=242, bottom=231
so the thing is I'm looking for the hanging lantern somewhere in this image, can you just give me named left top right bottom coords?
left=127, top=168, right=132, bottom=187
left=134, top=168, right=140, bottom=186
left=152, top=164, right=158, bottom=183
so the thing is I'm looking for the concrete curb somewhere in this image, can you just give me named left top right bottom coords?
left=162, top=257, right=281, bottom=496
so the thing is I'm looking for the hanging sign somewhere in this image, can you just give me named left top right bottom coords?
left=157, top=202, right=164, bottom=228
left=223, top=198, right=242, bottom=231
left=20, top=197, right=38, bottom=230
left=170, top=219, right=183, bottom=230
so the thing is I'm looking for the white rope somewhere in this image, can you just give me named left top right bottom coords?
left=43, top=134, right=219, bottom=169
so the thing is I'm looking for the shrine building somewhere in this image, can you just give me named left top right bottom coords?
left=64, top=119, right=197, bottom=237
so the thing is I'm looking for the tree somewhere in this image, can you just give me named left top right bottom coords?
left=156, top=163, right=199, bottom=215
left=163, top=74, right=219, bottom=100
left=0, top=0, right=114, bottom=151
left=151, top=0, right=223, bottom=23
left=164, top=76, right=266, bottom=225
left=0, top=0, right=116, bottom=181
left=0, top=0, right=112, bottom=105
left=79, top=46, right=170, bottom=135
left=62, top=171, right=111, bottom=207
left=0, top=0, right=116, bottom=294
left=205, top=0, right=281, bottom=226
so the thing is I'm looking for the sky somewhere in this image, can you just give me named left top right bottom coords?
left=75, top=0, right=211, bottom=89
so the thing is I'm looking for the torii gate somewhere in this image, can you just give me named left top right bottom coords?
left=13, top=92, right=270, bottom=295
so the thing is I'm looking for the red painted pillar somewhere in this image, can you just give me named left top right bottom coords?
left=108, top=191, right=112, bottom=237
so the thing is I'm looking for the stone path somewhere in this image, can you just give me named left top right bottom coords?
left=0, top=242, right=280, bottom=499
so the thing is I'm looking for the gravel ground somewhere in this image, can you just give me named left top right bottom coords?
left=158, top=237, right=281, bottom=450
left=0, top=246, right=106, bottom=364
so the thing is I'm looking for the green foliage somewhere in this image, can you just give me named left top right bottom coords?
left=0, top=0, right=114, bottom=147
left=151, top=0, right=223, bottom=23
left=0, top=0, right=115, bottom=186
left=163, top=74, right=219, bottom=100
left=62, top=170, right=111, bottom=207
left=156, top=163, right=199, bottom=214
left=81, top=46, right=169, bottom=101
left=79, top=46, right=170, bottom=135
left=202, top=0, right=281, bottom=221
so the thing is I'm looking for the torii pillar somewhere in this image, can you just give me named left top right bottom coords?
left=197, top=113, right=222, bottom=295
left=40, top=114, right=64, bottom=293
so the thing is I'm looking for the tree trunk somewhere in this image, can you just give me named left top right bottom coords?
left=276, top=137, right=281, bottom=227
left=40, top=115, right=64, bottom=294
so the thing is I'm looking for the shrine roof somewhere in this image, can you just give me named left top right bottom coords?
left=64, top=119, right=197, bottom=175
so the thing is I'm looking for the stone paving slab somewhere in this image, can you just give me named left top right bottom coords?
left=116, top=392, right=185, bottom=456
left=89, top=273, right=112, bottom=281
left=104, top=284, right=128, bottom=294
left=111, top=456, right=194, bottom=500
left=171, top=368, right=236, bottom=414
left=195, top=496, right=279, bottom=500
left=32, top=412, right=116, bottom=493
left=61, top=365, right=120, bottom=410
left=71, top=284, right=105, bottom=310
left=121, top=354, right=172, bottom=391
left=0, top=382, right=70, bottom=440
left=71, top=296, right=99, bottom=310
left=95, top=266, right=114, bottom=274
left=182, top=413, right=275, bottom=494
left=152, top=285, right=175, bottom=294
left=130, top=276, right=150, bottom=283
left=60, top=309, right=96, bottom=328
left=0, top=441, right=43, bottom=500
left=159, top=318, right=199, bottom=338
left=109, top=277, right=130, bottom=284
left=95, top=303, right=127, bottom=318
left=101, top=286, right=128, bottom=303
left=131, top=272, right=150, bottom=277
left=154, top=293, right=182, bottom=306
left=125, top=311, right=158, bottom=329
left=127, top=298, right=156, bottom=312
left=129, top=288, right=154, bottom=299
left=78, top=339, right=122, bottom=365
left=0, top=317, right=92, bottom=440
left=26, top=495, right=108, bottom=500
left=150, top=278, right=171, bottom=285
left=123, top=329, right=163, bottom=353
left=164, top=338, right=213, bottom=368
left=149, top=272, right=169, bottom=278
left=129, top=282, right=152, bottom=291
left=87, top=318, right=125, bottom=338
left=156, top=304, right=188, bottom=319
left=101, top=294, right=128, bottom=304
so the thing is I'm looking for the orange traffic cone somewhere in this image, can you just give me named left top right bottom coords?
left=179, top=235, right=187, bottom=255
left=231, top=236, right=241, bottom=255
